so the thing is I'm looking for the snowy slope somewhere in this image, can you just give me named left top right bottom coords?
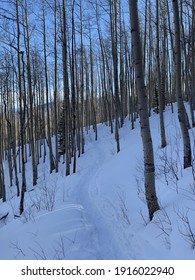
left=0, top=103, right=195, bottom=260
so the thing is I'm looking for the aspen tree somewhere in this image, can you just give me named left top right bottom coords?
left=71, top=0, right=76, bottom=173
left=62, top=0, right=70, bottom=176
left=0, top=115, right=5, bottom=202
left=119, top=0, right=125, bottom=127
left=79, top=0, right=85, bottom=154
left=15, top=0, right=26, bottom=214
left=129, top=0, right=160, bottom=220
left=172, top=0, right=192, bottom=168
left=42, top=0, right=55, bottom=173
left=88, top=21, right=98, bottom=141
left=191, top=0, right=195, bottom=116
left=10, top=55, right=20, bottom=196
left=156, top=0, right=166, bottom=148
left=109, top=0, right=120, bottom=153
left=95, top=0, right=113, bottom=133
left=24, top=0, right=38, bottom=185
left=54, top=0, right=59, bottom=172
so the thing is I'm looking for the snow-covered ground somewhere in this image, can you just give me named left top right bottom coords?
left=1, top=104, right=195, bottom=260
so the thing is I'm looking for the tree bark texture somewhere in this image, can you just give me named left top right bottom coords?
left=172, top=0, right=191, bottom=168
left=129, top=0, right=160, bottom=221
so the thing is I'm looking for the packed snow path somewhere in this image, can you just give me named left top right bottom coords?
left=74, top=133, right=133, bottom=259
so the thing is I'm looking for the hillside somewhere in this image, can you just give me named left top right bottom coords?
left=0, top=104, right=195, bottom=260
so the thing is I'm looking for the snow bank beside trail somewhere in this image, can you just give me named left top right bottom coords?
left=0, top=104, right=195, bottom=259
left=0, top=202, right=99, bottom=260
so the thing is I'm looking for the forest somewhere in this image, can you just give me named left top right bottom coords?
left=0, top=0, right=195, bottom=260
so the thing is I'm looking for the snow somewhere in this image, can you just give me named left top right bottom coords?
left=1, top=103, right=195, bottom=260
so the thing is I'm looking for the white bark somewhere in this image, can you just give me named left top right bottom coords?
left=129, top=0, right=159, bottom=220
left=172, top=0, right=191, bottom=168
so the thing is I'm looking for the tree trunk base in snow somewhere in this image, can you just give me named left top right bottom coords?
left=184, top=156, right=191, bottom=169
left=146, top=191, right=160, bottom=221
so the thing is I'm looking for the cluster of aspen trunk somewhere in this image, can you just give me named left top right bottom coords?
left=0, top=0, right=194, bottom=219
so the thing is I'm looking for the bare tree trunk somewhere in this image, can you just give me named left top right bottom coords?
left=71, top=0, right=77, bottom=173
left=172, top=0, right=191, bottom=168
left=148, top=0, right=153, bottom=115
left=191, top=1, right=195, bottom=114
left=89, top=23, right=97, bottom=141
left=119, top=0, right=125, bottom=126
left=42, top=0, right=55, bottom=173
left=24, top=0, right=37, bottom=185
left=180, top=0, right=195, bottom=127
left=95, top=0, right=113, bottom=133
left=79, top=0, right=85, bottom=154
left=0, top=117, right=6, bottom=202
left=62, top=0, right=70, bottom=176
left=3, top=74, right=13, bottom=187
left=54, top=0, right=59, bottom=172
left=156, top=0, right=167, bottom=148
left=16, top=0, right=26, bottom=214
left=143, top=0, right=148, bottom=76
left=129, top=0, right=160, bottom=221
left=11, top=67, right=20, bottom=196
left=110, top=0, right=120, bottom=153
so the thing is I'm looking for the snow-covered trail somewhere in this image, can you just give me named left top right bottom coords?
left=75, top=133, right=127, bottom=259
left=74, top=124, right=144, bottom=259
left=77, top=120, right=174, bottom=260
